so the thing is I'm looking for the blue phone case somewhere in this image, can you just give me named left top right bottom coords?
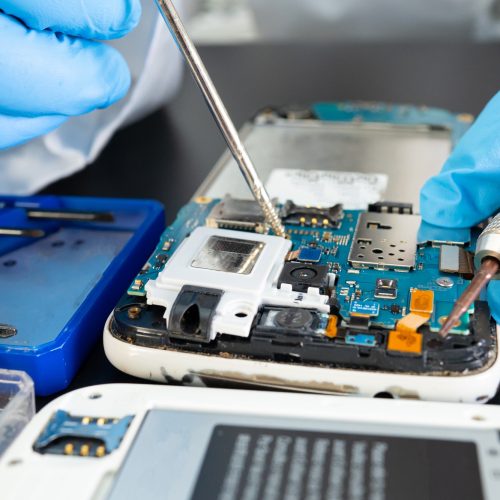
left=0, top=195, right=164, bottom=395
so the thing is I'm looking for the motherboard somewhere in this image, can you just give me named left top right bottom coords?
left=110, top=196, right=494, bottom=375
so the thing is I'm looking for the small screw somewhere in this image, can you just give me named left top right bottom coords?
left=436, top=277, right=454, bottom=288
left=472, top=414, right=486, bottom=421
left=128, top=306, right=142, bottom=319
left=0, top=324, right=17, bottom=338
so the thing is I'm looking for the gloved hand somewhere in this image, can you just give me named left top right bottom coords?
left=0, top=0, right=141, bottom=149
left=420, top=93, right=500, bottom=322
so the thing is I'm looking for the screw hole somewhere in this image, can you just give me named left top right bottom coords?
left=89, top=393, right=102, bottom=400
left=374, top=392, right=394, bottom=399
left=235, top=312, right=248, bottom=318
left=372, top=248, right=383, bottom=254
left=398, top=258, right=404, bottom=262
left=51, top=240, right=65, bottom=247
left=357, top=254, right=364, bottom=258
left=3, top=260, right=16, bottom=267
left=388, top=253, right=395, bottom=256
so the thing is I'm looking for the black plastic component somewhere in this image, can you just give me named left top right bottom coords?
left=111, top=295, right=495, bottom=376
left=281, top=201, right=343, bottom=227
left=329, top=296, right=342, bottom=317
left=347, top=315, right=370, bottom=331
left=368, top=202, right=413, bottom=215
left=168, top=286, right=223, bottom=343
left=278, top=262, right=329, bottom=293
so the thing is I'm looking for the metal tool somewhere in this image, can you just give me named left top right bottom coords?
left=154, top=0, right=286, bottom=238
left=439, top=213, right=500, bottom=337
left=26, top=210, right=114, bottom=223
left=0, top=228, right=45, bottom=238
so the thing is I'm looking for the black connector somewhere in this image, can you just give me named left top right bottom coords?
left=169, top=286, right=223, bottom=343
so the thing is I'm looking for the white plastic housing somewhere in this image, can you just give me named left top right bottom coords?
left=145, top=227, right=329, bottom=339
left=104, top=318, right=500, bottom=404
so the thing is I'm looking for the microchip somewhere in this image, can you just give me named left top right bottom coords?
left=297, top=247, right=322, bottom=263
left=374, top=278, right=398, bottom=299
left=281, top=201, right=343, bottom=227
left=154, top=253, right=168, bottom=269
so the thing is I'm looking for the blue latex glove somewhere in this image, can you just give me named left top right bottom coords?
left=420, top=93, right=500, bottom=322
left=0, top=0, right=141, bottom=149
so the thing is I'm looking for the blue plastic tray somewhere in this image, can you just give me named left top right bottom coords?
left=0, top=196, right=164, bottom=395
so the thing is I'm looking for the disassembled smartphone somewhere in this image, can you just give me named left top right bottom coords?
left=2, top=384, right=500, bottom=499
left=104, top=102, right=500, bottom=403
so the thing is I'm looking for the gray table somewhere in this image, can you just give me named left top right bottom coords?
left=39, top=42, right=500, bottom=405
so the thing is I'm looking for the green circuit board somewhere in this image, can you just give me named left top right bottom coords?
left=128, top=198, right=474, bottom=335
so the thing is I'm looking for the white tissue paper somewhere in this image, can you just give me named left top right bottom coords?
left=250, top=0, right=500, bottom=41
left=0, top=2, right=184, bottom=194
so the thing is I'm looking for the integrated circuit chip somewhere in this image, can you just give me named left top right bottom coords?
left=297, top=247, right=322, bottom=263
